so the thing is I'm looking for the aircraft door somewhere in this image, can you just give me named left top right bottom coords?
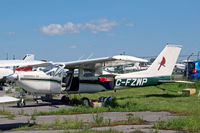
left=62, top=70, right=74, bottom=91
left=69, top=76, right=79, bottom=91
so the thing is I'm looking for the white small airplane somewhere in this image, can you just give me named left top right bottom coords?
left=123, top=63, right=149, bottom=72
left=0, top=96, right=19, bottom=103
left=0, top=54, right=51, bottom=85
left=174, top=63, right=185, bottom=72
left=6, top=45, right=183, bottom=107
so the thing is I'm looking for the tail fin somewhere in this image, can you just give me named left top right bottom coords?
left=146, top=45, right=182, bottom=77
left=23, top=54, right=35, bottom=61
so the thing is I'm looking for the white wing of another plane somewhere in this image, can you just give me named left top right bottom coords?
left=58, top=55, right=148, bottom=70
left=0, top=60, right=51, bottom=68
left=0, top=96, right=19, bottom=103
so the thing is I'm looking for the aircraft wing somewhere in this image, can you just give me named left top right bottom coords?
left=0, top=96, right=19, bottom=103
left=59, top=55, right=148, bottom=69
left=0, top=60, right=51, bottom=68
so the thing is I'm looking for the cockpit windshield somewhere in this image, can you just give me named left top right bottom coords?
left=42, top=64, right=64, bottom=75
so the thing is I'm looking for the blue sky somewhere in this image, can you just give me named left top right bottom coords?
left=0, top=0, right=200, bottom=61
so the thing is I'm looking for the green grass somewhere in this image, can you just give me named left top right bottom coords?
left=0, top=107, right=15, bottom=120
left=0, top=107, right=11, bottom=115
left=32, top=82, right=200, bottom=116
left=154, top=116, right=200, bottom=132
left=91, top=112, right=145, bottom=127
left=17, top=117, right=84, bottom=130
left=74, top=128, right=123, bottom=133
left=15, top=114, right=145, bottom=131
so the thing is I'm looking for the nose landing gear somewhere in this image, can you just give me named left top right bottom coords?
left=17, top=88, right=25, bottom=107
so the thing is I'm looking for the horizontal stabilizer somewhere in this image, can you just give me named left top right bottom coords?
left=0, top=96, right=19, bottom=103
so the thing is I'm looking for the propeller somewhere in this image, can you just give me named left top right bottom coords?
left=6, top=66, right=18, bottom=83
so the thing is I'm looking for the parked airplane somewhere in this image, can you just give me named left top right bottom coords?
left=174, top=63, right=185, bottom=72
left=0, top=96, right=19, bottom=103
left=0, top=54, right=50, bottom=85
left=7, top=45, right=182, bottom=107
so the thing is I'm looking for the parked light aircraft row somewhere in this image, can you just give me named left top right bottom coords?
left=4, top=44, right=184, bottom=107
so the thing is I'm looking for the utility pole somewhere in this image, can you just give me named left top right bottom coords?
left=6, top=53, right=8, bottom=60
left=13, top=55, right=15, bottom=60
left=197, top=51, right=200, bottom=60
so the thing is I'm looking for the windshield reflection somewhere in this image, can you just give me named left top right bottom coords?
left=42, top=64, right=64, bottom=73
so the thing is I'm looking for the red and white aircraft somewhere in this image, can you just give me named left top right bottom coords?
left=0, top=54, right=50, bottom=85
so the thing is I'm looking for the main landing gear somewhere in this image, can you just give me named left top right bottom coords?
left=61, top=95, right=90, bottom=106
left=61, top=95, right=70, bottom=104
left=81, top=97, right=90, bottom=106
left=61, top=94, right=113, bottom=106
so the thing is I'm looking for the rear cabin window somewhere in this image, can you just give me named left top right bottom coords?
left=83, top=70, right=95, bottom=77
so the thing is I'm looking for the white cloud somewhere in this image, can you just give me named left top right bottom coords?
left=125, top=23, right=134, bottom=27
left=41, top=18, right=118, bottom=35
left=85, top=19, right=118, bottom=34
left=41, top=23, right=83, bottom=35
left=63, top=22, right=82, bottom=34
left=7, top=32, right=16, bottom=36
left=41, top=24, right=64, bottom=35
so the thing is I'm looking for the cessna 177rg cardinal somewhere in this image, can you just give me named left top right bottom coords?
left=7, top=45, right=181, bottom=107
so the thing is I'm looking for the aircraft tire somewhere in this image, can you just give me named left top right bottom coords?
left=17, top=101, right=25, bottom=108
left=82, top=97, right=90, bottom=106
left=61, top=96, right=70, bottom=104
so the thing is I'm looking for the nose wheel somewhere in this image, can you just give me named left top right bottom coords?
left=17, top=88, right=26, bottom=107
left=17, top=98, right=26, bottom=107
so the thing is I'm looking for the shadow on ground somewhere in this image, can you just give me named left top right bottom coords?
left=145, top=93, right=186, bottom=98
left=0, top=123, right=31, bottom=131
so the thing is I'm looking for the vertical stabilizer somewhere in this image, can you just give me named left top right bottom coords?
left=146, top=45, right=182, bottom=77
left=23, top=54, right=35, bottom=61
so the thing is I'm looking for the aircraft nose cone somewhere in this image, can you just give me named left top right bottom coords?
left=6, top=73, right=18, bottom=81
